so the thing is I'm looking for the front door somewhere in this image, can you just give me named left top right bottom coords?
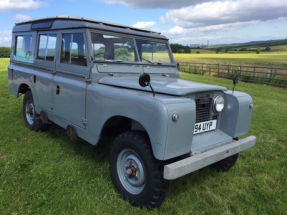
left=52, top=29, right=90, bottom=129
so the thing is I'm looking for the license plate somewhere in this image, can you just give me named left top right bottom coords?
left=194, top=120, right=217, bottom=134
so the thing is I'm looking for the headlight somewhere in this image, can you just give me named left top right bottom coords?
left=213, top=95, right=224, bottom=112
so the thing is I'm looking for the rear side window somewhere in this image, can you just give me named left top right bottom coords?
left=37, top=34, right=57, bottom=61
left=14, top=35, right=33, bottom=63
left=60, top=33, right=87, bottom=66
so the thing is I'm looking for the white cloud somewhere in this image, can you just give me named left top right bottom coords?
left=13, top=14, right=32, bottom=22
left=168, top=20, right=259, bottom=36
left=0, top=30, right=12, bottom=47
left=97, top=0, right=218, bottom=9
left=0, top=0, right=49, bottom=12
left=169, top=26, right=185, bottom=35
left=164, top=20, right=260, bottom=44
left=133, top=21, right=157, bottom=30
left=161, top=0, right=287, bottom=28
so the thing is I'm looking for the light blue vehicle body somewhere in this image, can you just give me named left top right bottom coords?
left=8, top=16, right=256, bottom=179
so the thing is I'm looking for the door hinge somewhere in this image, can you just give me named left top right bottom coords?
left=85, top=76, right=92, bottom=83
left=82, top=118, right=87, bottom=126
left=50, top=103, right=54, bottom=110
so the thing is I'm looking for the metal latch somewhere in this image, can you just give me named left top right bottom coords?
left=50, top=103, right=54, bottom=110
left=85, top=76, right=92, bottom=83
left=51, top=69, right=56, bottom=74
left=82, top=118, right=87, bottom=126
left=103, top=64, right=108, bottom=68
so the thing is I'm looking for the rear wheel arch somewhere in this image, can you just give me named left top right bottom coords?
left=18, top=83, right=31, bottom=97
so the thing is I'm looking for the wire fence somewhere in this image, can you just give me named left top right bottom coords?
left=179, top=62, right=287, bottom=87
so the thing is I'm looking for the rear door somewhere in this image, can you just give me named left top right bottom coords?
left=33, top=31, right=58, bottom=112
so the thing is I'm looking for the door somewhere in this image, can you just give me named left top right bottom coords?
left=52, top=30, right=90, bottom=128
left=33, top=31, right=58, bottom=111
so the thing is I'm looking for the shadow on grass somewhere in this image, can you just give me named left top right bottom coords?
left=47, top=123, right=113, bottom=165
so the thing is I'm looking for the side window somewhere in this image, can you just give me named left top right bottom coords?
left=37, top=34, right=57, bottom=61
left=60, top=33, right=87, bottom=66
left=14, top=35, right=33, bottom=63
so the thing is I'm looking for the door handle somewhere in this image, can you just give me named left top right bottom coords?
left=56, top=85, right=60, bottom=95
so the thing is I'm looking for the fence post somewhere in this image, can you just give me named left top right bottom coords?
left=240, top=64, right=242, bottom=79
left=189, top=62, right=191, bottom=73
left=209, top=64, right=211, bottom=75
left=253, top=66, right=256, bottom=83
left=218, top=64, right=219, bottom=77
left=201, top=63, right=203, bottom=75
left=270, top=66, right=273, bottom=84
left=228, top=65, right=230, bottom=77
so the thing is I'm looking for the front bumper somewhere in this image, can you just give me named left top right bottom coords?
left=164, top=135, right=256, bottom=180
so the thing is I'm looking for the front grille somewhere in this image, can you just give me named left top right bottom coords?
left=195, top=93, right=217, bottom=123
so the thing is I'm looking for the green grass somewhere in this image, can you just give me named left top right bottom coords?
left=1, top=58, right=287, bottom=214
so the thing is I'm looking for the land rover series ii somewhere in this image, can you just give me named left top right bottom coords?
left=8, top=15, right=256, bottom=208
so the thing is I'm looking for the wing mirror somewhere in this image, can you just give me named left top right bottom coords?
left=139, top=73, right=155, bottom=97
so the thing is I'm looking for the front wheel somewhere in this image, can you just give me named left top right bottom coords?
left=210, top=153, right=239, bottom=172
left=109, top=131, right=170, bottom=208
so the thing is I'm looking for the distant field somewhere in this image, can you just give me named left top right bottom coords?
left=174, top=44, right=287, bottom=67
left=174, top=53, right=287, bottom=67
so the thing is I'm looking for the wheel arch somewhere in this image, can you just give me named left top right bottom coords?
left=18, top=83, right=31, bottom=97
left=99, top=115, right=149, bottom=139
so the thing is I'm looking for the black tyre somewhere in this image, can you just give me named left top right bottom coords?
left=110, top=131, right=170, bottom=208
left=210, top=153, right=239, bottom=172
left=23, top=91, right=49, bottom=132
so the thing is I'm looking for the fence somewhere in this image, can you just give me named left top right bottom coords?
left=179, top=62, right=287, bottom=87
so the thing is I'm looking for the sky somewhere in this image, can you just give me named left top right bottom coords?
left=0, top=0, right=287, bottom=47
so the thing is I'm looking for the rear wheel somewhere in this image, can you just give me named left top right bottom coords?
left=23, top=91, right=49, bottom=131
left=109, top=131, right=170, bottom=208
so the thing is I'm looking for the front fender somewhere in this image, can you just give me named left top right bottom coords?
left=86, top=84, right=195, bottom=160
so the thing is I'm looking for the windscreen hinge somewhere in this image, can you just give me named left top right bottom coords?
left=85, top=76, right=92, bottom=83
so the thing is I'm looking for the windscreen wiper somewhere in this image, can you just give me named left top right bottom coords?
left=93, top=59, right=122, bottom=62
left=141, top=57, right=153, bottom=63
left=141, top=57, right=162, bottom=64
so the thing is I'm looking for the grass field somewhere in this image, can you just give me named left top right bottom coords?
left=174, top=44, right=287, bottom=67
left=1, top=58, right=287, bottom=214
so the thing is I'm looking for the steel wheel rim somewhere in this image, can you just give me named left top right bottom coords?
left=25, top=100, right=35, bottom=125
left=117, top=148, right=145, bottom=195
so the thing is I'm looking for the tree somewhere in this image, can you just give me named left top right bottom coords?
left=256, top=47, right=261, bottom=54
left=215, top=48, right=221, bottom=53
left=196, top=51, right=200, bottom=54
left=0, top=47, right=11, bottom=58
left=266, top=47, right=271, bottom=51
left=170, top=43, right=191, bottom=53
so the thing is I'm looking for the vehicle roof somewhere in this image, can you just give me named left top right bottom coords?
left=13, top=15, right=167, bottom=40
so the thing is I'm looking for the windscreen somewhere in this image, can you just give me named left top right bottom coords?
left=91, top=32, right=137, bottom=62
left=136, top=39, right=172, bottom=64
